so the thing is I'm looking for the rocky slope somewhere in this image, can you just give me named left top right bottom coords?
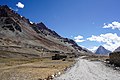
left=109, top=52, right=120, bottom=66
left=109, top=46, right=120, bottom=66
left=114, top=46, right=120, bottom=52
left=0, top=5, right=91, bottom=58
left=95, top=46, right=111, bottom=55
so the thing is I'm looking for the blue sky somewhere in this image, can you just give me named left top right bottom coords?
left=1, top=0, right=120, bottom=51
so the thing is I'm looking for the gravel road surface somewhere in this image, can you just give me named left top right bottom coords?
left=54, top=58, right=120, bottom=80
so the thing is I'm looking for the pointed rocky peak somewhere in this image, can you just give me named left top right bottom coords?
left=95, top=46, right=111, bottom=55
left=35, top=22, right=61, bottom=38
left=36, top=22, right=48, bottom=30
left=98, top=45, right=105, bottom=49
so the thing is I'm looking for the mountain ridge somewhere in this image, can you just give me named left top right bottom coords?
left=114, top=46, right=120, bottom=52
left=0, top=5, right=93, bottom=58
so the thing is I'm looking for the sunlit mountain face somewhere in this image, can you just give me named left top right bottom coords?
left=95, top=46, right=111, bottom=55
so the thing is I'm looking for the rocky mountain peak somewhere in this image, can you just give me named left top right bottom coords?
left=99, top=45, right=104, bottom=49
left=95, top=46, right=111, bottom=55
left=35, top=22, right=61, bottom=38
left=36, top=22, right=48, bottom=29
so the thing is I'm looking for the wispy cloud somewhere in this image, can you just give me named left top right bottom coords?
left=88, top=46, right=98, bottom=52
left=103, top=21, right=120, bottom=30
left=16, top=2, right=24, bottom=8
left=87, top=33, right=120, bottom=51
left=74, top=35, right=85, bottom=43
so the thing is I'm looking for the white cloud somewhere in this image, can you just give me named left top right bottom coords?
left=88, top=46, right=98, bottom=52
left=16, top=2, right=24, bottom=8
left=87, top=33, right=120, bottom=51
left=74, top=35, right=85, bottom=43
left=103, top=21, right=120, bottom=30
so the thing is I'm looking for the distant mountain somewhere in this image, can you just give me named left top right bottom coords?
left=0, top=5, right=92, bottom=58
left=114, top=46, right=120, bottom=52
left=95, top=46, right=111, bottom=55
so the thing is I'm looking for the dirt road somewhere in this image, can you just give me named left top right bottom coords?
left=54, top=58, right=120, bottom=80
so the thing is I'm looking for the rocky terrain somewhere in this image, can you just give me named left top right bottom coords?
left=0, top=5, right=120, bottom=80
left=0, top=5, right=95, bottom=80
left=108, top=46, right=120, bottom=67
left=0, top=5, right=92, bottom=58
left=109, top=51, right=120, bottom=66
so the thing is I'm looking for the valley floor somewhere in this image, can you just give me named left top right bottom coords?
left=54, top=57, right=120, bottom=80
left=0, top=58, right=74, bottom=80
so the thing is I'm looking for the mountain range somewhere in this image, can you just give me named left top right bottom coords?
left=0, top=5, right=92, bottom=58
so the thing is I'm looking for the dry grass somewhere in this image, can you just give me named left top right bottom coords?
left=0, top=57, right=75, bottom=80
left=82, top=55, right=109, bottom=61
